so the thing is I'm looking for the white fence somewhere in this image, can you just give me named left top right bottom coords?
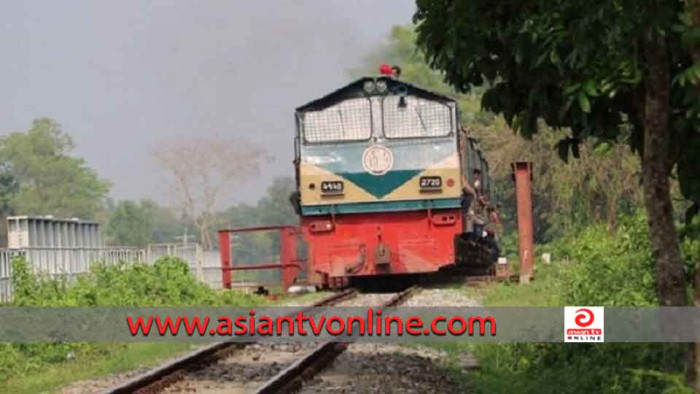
left=0, top=243, right=221, bottom=303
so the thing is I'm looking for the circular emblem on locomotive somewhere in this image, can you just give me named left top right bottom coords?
left=362, top=145, right=394, bottom=176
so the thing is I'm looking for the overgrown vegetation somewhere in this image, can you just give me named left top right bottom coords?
left=464, top=213, right=700, bottom=394
left=0, top=256, right=268, bottom=389
left=362, top=24, right=698, bottom=390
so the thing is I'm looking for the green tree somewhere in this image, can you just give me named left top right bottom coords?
left=256, top=176, right=298, bottom=226
left=414, top=0, right=699, bottom=307
left=105, top=200, right=154, bottom=247
left=0, top=165, right=17, bottom=215
left=216, top=203, right=259, bottom=229
left=0, top=118, right=111, bottom=219
left=105, top=199, right=193, bottom=246
left=0, top=165, right=18, bottom=246
left=140, top=199, right=192, bottom=244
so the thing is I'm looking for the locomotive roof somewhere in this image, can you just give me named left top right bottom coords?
left=296, top=77, right=457, bottom=113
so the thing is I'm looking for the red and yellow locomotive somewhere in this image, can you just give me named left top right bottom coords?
left=290, top=72, right=499, bottom=287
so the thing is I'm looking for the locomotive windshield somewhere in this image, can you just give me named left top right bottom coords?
left=298, top=78, right=456, bottom=143
left=302, top=98, right=372, bottom=143
left=382, top=96, right=452, bottom=138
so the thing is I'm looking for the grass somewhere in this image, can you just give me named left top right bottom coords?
left=478, top=263, right=561, bottom=307
left=2, top=343, right=194, bottom=394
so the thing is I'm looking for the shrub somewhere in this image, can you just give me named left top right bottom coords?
left=556, top=212, right=657, bottom=306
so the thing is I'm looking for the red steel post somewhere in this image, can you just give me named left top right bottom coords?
left=218, top=231, right=232, bottom=289
left=280, top=227, right=298, bottom=292
left=513, top=162, right=535, bottom=283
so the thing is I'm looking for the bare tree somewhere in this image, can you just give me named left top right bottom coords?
left=153, top=137, right=269, bottom=250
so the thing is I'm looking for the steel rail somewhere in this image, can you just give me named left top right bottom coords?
left=254, top=285, right=419, bottom=394
left=463, top=274, right=520, bottom=284
left=103, top=288, right=358, bottom=394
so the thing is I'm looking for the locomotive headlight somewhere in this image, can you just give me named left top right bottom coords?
left=363, top=80, right=376, bottom=94
left=376, top=80, right=388, bottom=93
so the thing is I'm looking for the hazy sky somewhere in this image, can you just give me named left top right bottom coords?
left=0, top=1, right=415, bottom=206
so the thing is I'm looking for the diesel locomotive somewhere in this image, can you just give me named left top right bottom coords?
left=290, top=71, right=499, bottom=287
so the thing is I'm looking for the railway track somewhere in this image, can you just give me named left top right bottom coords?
left=254, top=286, right=417, bottom=394
left=104, top=287, right=417, bottom=394
left=104, top=289, right=358, bottom=394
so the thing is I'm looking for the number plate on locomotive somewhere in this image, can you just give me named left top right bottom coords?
left=419, top=176, right=442, bottom=189
left=321, top=181, right=344, bottom=194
